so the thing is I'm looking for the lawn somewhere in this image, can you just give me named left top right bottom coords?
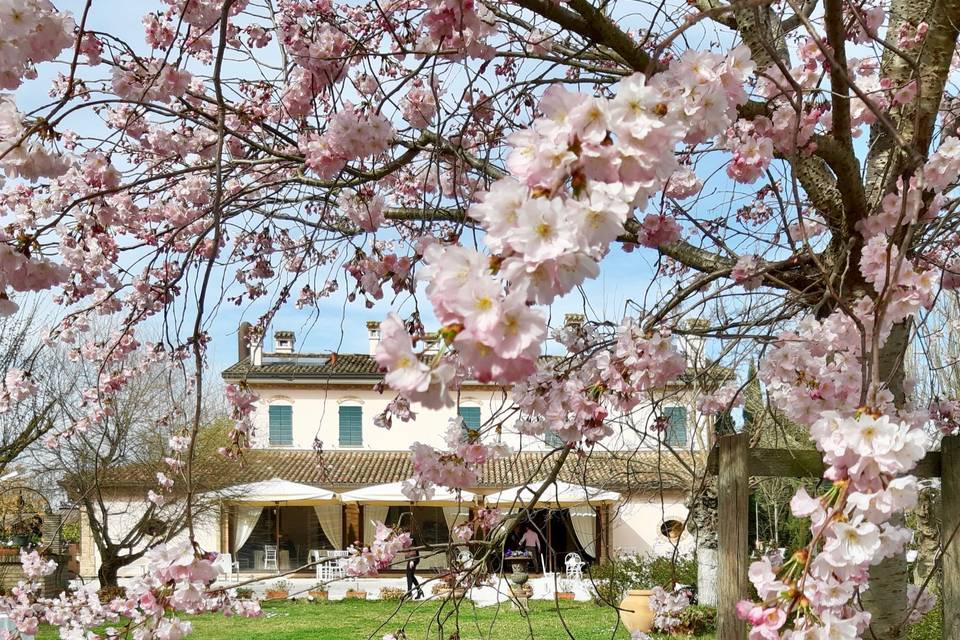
left=33, top=599, right=944, bottom=639
left=36, top=599, right=682, bottom=640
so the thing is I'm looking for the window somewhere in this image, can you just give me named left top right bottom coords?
left=544, top=431, right=564, bottom=448
left=268, top=405, right=293, bottom=446
left=339, top=405, right=363, bottom=447
left=663, top=406, right=687, bottom=446
left=458, top=406, right=481, bottom=436
left=661, top=519, right=684, bottom=540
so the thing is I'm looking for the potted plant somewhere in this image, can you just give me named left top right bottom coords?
left=234, top=587, right=254, bottom=600
left=307, top=583, right=328, bottom=601
left=345, top=579, right=367, bottom=600
left=556, top=579, right=575, bottom=601
left=378, top=586, right=406, bottom=601
left=265, top=580, right=290, bottom=601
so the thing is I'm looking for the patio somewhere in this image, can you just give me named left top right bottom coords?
left=103, top=573, right=596, bottom=605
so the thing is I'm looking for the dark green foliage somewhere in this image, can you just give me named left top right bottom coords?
left=588, top=554, right=697, bottom=605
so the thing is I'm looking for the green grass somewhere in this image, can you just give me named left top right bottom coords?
left=36, top=599, right=706, bottom=640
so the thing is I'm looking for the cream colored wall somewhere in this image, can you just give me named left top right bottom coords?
left=248, top=380, right=710, bottom=453
left=78, top=498, right=221, bottom=579
left=609, top=492, right=694, bottom=558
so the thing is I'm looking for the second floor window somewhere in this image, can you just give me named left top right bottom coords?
left=339, top=405, right=363, bottom=446
left=268, top=405, right=293, bottom=446
left=544, top=430, right=564, bottom=448
left=663, top=406, right=688, bottom=447
left=458, top=406, right=481, bottom=436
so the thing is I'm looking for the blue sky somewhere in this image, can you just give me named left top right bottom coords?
left=10, top=1, right=731, bottom=374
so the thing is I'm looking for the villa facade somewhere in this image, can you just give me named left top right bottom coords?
left=78, top=318, right=713, bottom=579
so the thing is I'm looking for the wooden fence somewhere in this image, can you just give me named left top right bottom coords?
left=706, top=433, right=959, bottom=639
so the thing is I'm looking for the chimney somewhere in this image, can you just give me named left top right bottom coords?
left=274, top=330, right=295, bottom=354
left=238, top=322, right=251, bottom=361
left=251, top=330, right=263, bottom=366
left=367, top=320, right=381, bottom=356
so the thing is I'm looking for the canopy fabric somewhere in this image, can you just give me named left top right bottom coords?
left=223, top=478, right=338, bottom=505
left=484, top=480, right=621, bottom=508
left=340, top=481, right=476, bottom=506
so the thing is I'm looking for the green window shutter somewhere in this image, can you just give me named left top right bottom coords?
left=268, top=405, right=293, bottom=446
left=458, top=406, right=481, bottom=433
left=664, top=406, right=688, bottom=447
left=544, top=431, right=564, bottom=448
left=339, top=406, right=363, bottom=446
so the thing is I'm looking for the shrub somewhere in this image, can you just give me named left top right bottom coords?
left=587, top=554, right=698, bottom=605
left=675, top=605, right=717, bottom=636
left=96, top=586, right=127, bottom=603
left=379, top=587, right=406, bottom=601
left=234, top=587, right=254, bottom=600
left=649, top=555, right=697, bottom=589
left=60, top=522, right=81, bottom=544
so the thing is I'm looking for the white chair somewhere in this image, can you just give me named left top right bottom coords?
left=564, top=552, right=585, bottom=581
left=213, top=553, right=239, bottom=581
left=263, top=545, right=279, bottom=572
left=309, top=549, right=324, bottom=580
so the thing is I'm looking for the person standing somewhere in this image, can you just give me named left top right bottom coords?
left=405, top=546, right=423, bottom=599
left=519, top=526, right=542, bottom=574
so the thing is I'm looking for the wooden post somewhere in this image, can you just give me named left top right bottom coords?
left=717, top=433, right=749, bottom=640
left=942, top=436, right=960, bottom=639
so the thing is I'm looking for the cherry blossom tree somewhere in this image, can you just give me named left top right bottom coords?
left=2, top=0, right=960, bottom=637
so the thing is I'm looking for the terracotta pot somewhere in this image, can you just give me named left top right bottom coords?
left=345, top=590, right=367, bottom=600
left=308, top=590, right=328, bottom=601
left=264, top=590, right=289, bottom=601
left=619, top=590, right=655, bottom=633
left=556, top=592, right=575, bottom=601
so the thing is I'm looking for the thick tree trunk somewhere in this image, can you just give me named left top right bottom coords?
left=97, top=557, right=120, bottom=588
left=696, top=546, right=718, bottom=606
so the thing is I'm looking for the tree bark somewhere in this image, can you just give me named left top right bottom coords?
left=697, top=547, right=719, bottom=606
left=97, top=558, right=120, bottom=588
left=860, top=322, right=911, bottom=639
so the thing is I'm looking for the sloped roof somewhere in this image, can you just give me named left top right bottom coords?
left=98, top=449, right=703, bottom=495
left=222, top=353, right=381, bottom=381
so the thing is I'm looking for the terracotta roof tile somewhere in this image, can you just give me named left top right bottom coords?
left=222, top=353, right=382, bottom=381
left=100, top=449, right=703, bottom=495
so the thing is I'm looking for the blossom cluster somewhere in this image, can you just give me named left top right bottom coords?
left=300, top=106, right=394, bottom=180
left=377, top=47, right=752, bottom=415
left=405, top=417, right=511, bottom=492
left=3, top=543, right=259, bottom=639
left=737, top=412, right=928, bottom=639
left=0, top=1, right=75, bottom=91
left=512, top=318, right=686, bottom=446
left=649, top=586, right=691, bottom=632
left=341, top=522, right=412, bottom=577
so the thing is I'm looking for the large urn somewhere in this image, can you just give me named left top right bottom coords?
left=619, top=589, right=655, bottom=633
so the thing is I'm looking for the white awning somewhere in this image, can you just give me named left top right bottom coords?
left=340, top=481, right=476, bottom=506
left=223, top=478, right=338, bottom=505
left=483, top=480, right=621, bottom=508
